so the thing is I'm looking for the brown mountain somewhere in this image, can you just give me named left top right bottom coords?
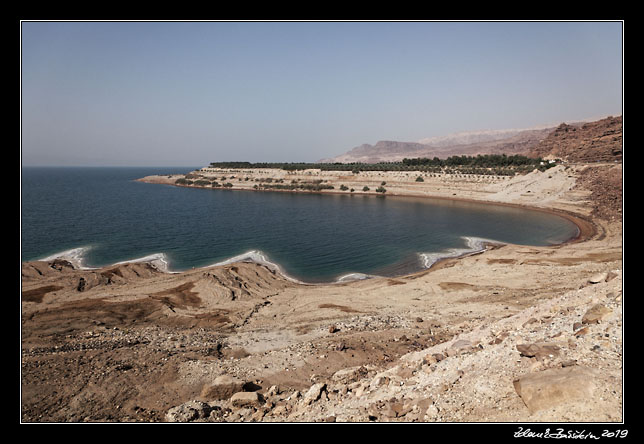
left=528, top=116, right=622, bottom=163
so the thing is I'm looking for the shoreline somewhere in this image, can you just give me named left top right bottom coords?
left=29, top=169, right=595, bottom=285
left=26, top=187, right=591, bottom=286
left=133, top=171, right=597, bottom=279
left=22, top=163, right=623, bottom=423
left=137, top=170, right=597, bottom=244
left=31, top=239, right=501, bottom=287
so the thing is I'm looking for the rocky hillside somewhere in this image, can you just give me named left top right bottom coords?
left=575, top=163, right=623, bottom=221
left=165, top=269, right=623, bottom=423
left=528, top=116, right=622, bottom=163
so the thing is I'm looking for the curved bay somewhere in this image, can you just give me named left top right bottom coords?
left=21, top=167, right=580, bottom=283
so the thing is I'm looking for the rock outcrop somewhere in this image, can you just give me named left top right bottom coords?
left=160, top=268, right=622, bottom=422
left=529, top=116, right=622, bottom=163
left=513, top=366, right=598, bottom=414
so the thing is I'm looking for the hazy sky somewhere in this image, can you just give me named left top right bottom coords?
left=21, top=21, right=623, bottom=166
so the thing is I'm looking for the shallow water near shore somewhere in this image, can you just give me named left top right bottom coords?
left=21, top=167, right=580, bottom=283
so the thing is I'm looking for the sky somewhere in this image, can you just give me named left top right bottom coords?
left=21, top=21, right=623, bottom=167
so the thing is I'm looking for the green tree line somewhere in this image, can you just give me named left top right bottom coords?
left=208, top=154, right=551, bottom=173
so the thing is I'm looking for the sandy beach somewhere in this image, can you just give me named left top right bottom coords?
left=21, top=162, right=622, bottom=422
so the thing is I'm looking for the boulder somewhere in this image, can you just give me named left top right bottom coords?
left=230, top=391, right=264, bottom=409
left=516, top=343, right=561, bottom=360
left=165, top=400, right=216, bottom=422
left=588, top=272, right=608, bottom=284
left=513, top=366, right=597, bottom=414
left=303, top=383, right=327, bottom=405
left=383, top=402, right=404, bottom=418
left=516, top=343, right=540, bottom=357
left=200, top=375, right=245, bottom=400
left=582, top=304, right=612, bottom=324
left=50, top=259, right=74, bottom=271
left=574, top=327, right=590, bottom=337
left=266, top=385, right=281, bottom=397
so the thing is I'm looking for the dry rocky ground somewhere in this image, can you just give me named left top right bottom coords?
left=529, top=116, right=622, bottom=164
left=21, top=161, right=623, bottom=424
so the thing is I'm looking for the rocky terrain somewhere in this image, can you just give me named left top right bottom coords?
left=21, top=154, right=622, bottom=423
left=528, top=116, right=622, bottom=163
left=22, top=115, right=623, bottom=423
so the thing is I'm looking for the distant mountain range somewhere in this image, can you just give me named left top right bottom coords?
left=319, top=116, right=622, bottom=164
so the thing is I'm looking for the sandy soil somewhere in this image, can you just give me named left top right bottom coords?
left=21, top=163, right=623, bottom=423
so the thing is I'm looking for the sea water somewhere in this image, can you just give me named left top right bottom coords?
left=21, top=167, right=580, bottom=283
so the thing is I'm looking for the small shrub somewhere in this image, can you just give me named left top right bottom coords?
left=415, top=176, right=424, bottom=182
left=340, top=184, right=349, bottom=191
left=362, top=186, right=370, bottom=192
left=376, top=186, right=387, bottom=193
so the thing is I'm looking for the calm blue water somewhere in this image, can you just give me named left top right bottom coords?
left=21, top=167, right=580, bottom=283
